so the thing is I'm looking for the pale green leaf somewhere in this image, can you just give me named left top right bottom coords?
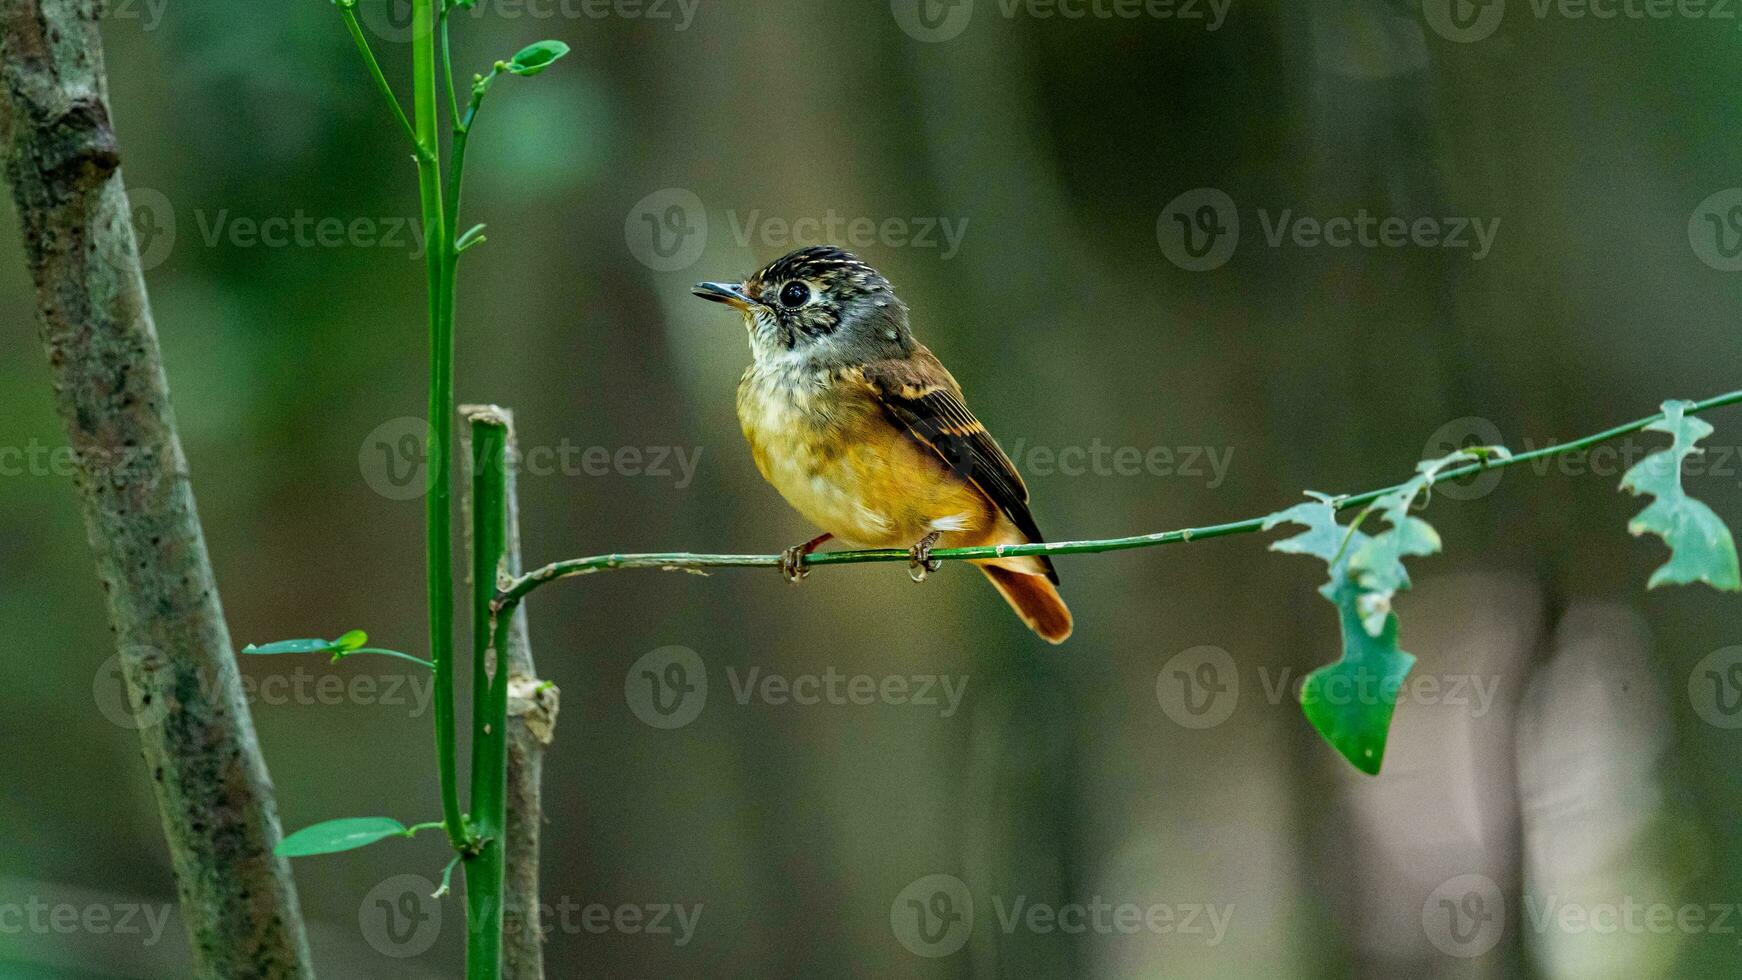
left=276, top=817, right=409, bottom=858
left=1620, top=400, right=1740, bottom=591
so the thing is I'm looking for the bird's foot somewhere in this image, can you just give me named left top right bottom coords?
left=908, top=531, right=943, bottom=583
left=780, top=533, right=834, bottom=585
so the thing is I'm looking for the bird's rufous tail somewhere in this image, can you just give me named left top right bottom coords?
left=979, top=564, right=1072, bottom=644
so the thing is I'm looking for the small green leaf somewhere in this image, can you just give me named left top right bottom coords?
left=505, top=40, right=570, bottom=77
left=1348, top=480, right=1440, bottom=636
left=1300, top=584, right=1418, bottom=776
left=1620, top=400, right=1741, bottom=591
left=243, top=631, right=367, bottom=657
left=244, top=638, right=343, bottom=656
left=276, top=817, right=409, bottom=858
left=455, top=223, right=488, bottom=253
left=1266, top=493, right=1430, bottom=775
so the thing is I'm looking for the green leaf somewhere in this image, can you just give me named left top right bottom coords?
left=455, top=223, right=488, bottom=253
left=505, top=40, right=570, bottom=77
left=1267, top=497, right=1414, bottom=773
left=1347, top=480, right=1439, bottom=636
left=1620, top=400, right=1741, bottom=591
left=1264, top=450, right=1497, bottom=772
left=1300, top=579, right=1418, bottom=776
left=276, top=817, right=409, bottom=858
left=243, top=630, right=368, bottom=657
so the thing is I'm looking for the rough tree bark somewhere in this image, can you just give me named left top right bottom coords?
left=0, top=2, right=314, bottom=977
left=463, top=405, right=558, bottom=980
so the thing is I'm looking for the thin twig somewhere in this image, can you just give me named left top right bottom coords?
left=496, top=389, right=1742, bottom=611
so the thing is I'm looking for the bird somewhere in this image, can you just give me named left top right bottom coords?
left=692, top=245, right=1072, bottom=644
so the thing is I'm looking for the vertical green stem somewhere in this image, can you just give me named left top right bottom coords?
left=467, top=414, right=512, bottom=979
left=410, top=0, right=466, bottom=854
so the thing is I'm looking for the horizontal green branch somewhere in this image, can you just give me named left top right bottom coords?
left=493, top=388, right=1742, bottom=611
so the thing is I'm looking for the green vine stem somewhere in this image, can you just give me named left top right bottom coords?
left=401, top=0, right=468, bottom=856
left=467, top=410, right=512, bottom=979
left=495, top=388, right=1742, bottom=609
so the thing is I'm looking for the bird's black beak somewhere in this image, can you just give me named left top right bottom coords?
left=692, top=281, right=754, bottom=311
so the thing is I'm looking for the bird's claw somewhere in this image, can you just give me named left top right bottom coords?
left=908, top=532, right=942, bottom=583
left=780, top=544, right=812, bottom=585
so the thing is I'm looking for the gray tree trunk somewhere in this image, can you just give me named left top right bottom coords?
left=0, top=1, right=315, bottom=976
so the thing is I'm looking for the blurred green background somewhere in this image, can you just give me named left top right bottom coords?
left=5, top=0, right=1742, bottom=976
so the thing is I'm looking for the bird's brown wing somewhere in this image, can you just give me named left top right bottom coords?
left=856, top=349, right=1058, bottom=584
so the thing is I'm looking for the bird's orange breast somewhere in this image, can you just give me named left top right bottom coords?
left=737, top=365, right=994, bottom=548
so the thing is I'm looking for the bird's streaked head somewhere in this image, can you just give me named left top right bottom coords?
left=693, top=246, right=913, bottom=367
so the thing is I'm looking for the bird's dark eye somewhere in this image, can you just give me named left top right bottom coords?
left=779, top=281, right=811, bottom=308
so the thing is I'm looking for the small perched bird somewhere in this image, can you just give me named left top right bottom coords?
left=693, top=246, right=1072, bottom=644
